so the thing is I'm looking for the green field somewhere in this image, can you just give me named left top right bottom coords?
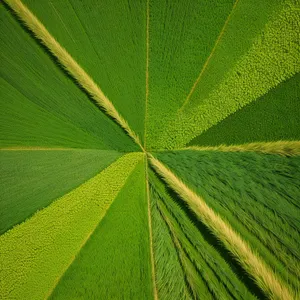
left=155, top=150, right=300, bottom=291
left=155, top=0, right=300, bottom=149
left=188, top=73, right=300, bottom=146
left=50, top=159, right=153, bottom=299
left=149, top=170, right=257, bottom=299
left=0, top=5, right=137, bottom=151
left=21, top=0, right=147, bottom=140
left=1, top=0, right=299, bottom=299
left=0, top=153, right=142, bottom=299
left=0, top=150, right=122, bottom=234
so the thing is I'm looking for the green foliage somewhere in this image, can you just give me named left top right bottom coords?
left=22, top=0, right=147, bottom=140
left=157, top=0, right=300, bottom=149
left=188, top=73, right=300, bottom=146
left=50, top=158, right=153, bottom=300
left=0, top=149, right=122, bottom=234
left=156, top=150, right=300, bottom=290
left=150, top=170, right=257, bottom=300
left=0, top=5, right=137, bottom=151
left=1, top=0, right=299, bottom=299
left=0, top=153, right=142, bottom=300
left=146, top=0, right=235, bottom=148
left=149, top=172, right=189, bottom=300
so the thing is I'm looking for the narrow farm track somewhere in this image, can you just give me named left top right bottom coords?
left=179, top=0, right=240, bottom=111
left=149, top=155, right=296, bottom=300
left=3, top=0, right=144, bottom=152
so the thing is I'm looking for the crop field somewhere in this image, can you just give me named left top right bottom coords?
left=50, top=159, right=153, bottom=299
left=188, top=73, right=300, bottom=146
left=0, top=0, right=299, bottom=299
left=0, top=149, right=122, bottom=233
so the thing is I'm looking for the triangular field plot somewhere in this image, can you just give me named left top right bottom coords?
left=188, top=73, right=300, bottom=147
left=0, top=0, right=299, bottom=299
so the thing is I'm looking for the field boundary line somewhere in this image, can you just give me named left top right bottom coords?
left=180, top=141, right=300, bottom=157
left=145, top=156, right=159, bottom=300
left=45, top=155, right=143, bottom=299
left=144, top=0, right=150, bottom=150
left=148, top=155, right=295, bottom=300
left=179, top=0, right=239, bottom=111
left=4, top=0, right=144, bottom=152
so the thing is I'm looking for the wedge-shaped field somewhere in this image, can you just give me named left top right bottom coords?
left=50, top=158, right=153, bottom=299
left=149, top=170, right=258, bottom=299
left=0, top=4, right=137, bottom=151
left=0, top=149, right=122, bottom=234
left=155, top=150, right=300, bottom=293
left=189, top=73, right=300, bottom=146
left=0, top=153, right=142, bottom=299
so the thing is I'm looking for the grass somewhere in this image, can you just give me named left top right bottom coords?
left=21, top=0, right=147, bottom=141
left=157, top=0, right=300, bottom=149
left=155, top=150, right=300, bottom=291
left=145, top=0, right=236, bottom=148
left=1, top=1, right=299, bottom=299
left=188, top=73, right=300, bottom=146
left=3, top=0, right=143, bottom=150
left=0, top=149, right=122, bottom=234
left=149, top=170, right=256, bottom=299
left=150, top=153, right=296, bottom=299
left=0, top=153, right=142, bottom=300
left=149, top=173, right=190, bottom=300
left=0, top=3, right=137, bottom=151
left=50, top=158, right=153, bottom=300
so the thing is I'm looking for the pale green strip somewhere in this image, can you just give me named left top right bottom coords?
left=0, top=152, right=143, bottom=300
left=159, top=0, right=300, bottom=149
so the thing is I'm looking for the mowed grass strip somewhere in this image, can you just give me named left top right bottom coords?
left=0, top=153, right=142, bottom=300
left=188, top=73, right=300, bottom=147
left=50, top=158, right=153, bottom=300
left=159, top=0, right=300, bottom=149
left=0, top=149, right=122, bottom=234
left=150, top=171, right=256, bottom=300
left=184, top=141, right=300, bottom=157
left=4, top=0, right=143, bottom=150
left=149, top=154, right=295, bottom=299
left=155, top=150, right=300, bottom=290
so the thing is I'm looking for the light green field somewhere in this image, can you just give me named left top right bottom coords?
left=0, top=150, right=122, bottom=234
left=0, top=153, right=142, bottom=300
left=50, top=159, right=153, bottom=299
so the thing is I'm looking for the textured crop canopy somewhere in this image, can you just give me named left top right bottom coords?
left=0, top=0, right=300, bottom=299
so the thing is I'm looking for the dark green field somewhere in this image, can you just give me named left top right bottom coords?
left=0, top=150, right=122, bottom=234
